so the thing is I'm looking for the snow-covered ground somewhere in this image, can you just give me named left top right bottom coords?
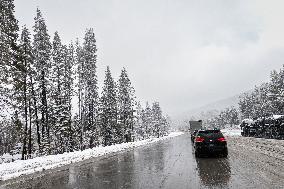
left=230, top=136, right=284, bottom=161
left=0, top=132, right=183, bottom=181
left=221, top=128, right=242, bottom=136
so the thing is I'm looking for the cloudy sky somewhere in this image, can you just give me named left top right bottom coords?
left=14, top=0, right=284, bottom=116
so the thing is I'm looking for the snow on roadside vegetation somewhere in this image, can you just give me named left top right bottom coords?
left=0, top=132, right=183, bottom=181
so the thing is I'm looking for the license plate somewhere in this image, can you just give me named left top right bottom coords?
left=209, top=144, right=214, bottom=147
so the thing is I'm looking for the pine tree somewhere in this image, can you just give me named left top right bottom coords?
left=163, top=115, right=171, bottom=136
left=0, top=0, right=19, bottom=118
left=253, top=83, right=272, bottom=117
left=142, top=102, right=152, bottom=139
left=33, top=8, right=52, bottom=155
left=151, top=102, right=163, bottom=138
left=269, top=68, right=284, bottom=114
left=74, top=39, right=84, bottom=149
left=0, top=0, right=18, bottom=81
left=117, top=68, right=135, bottom=142
left=50, top=31, right=65, bottom=153
left=133, top=102, right=144, bottom=140
left=13, top=26, right=34, bottom=159
left=239, top=66, right=284, bottom=119
left=239, top=92, right=252, bottom=119
left=100, top=66, right=118, bottom=146
left=82, top=28, right=99, bottom=148
left=227, top=107, right=240, bottom=126
left=61, top=43, right=75, bottom=152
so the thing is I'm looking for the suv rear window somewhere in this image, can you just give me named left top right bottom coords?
left=197, top=130, right=223, bottom=138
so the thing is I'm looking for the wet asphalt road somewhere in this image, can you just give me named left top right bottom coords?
left=1, top=134, right=284, bottom=189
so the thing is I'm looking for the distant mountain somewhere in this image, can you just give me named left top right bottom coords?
left=175, top=94, right=241, bottom=121
left=171, top=91, right=253, bottom=129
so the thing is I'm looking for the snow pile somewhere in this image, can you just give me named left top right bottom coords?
left=0, top=154, right=14, bottom=164
left=221, top=128, right=242, bottom=136
left=272, top=115, right=284, bottom=119
left=0, top=132, right=183, bottom=181
left=229, top=136, right=284, bottom=161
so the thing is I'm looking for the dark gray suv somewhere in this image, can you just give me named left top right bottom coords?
left=194, top=129, right=228, bottom=157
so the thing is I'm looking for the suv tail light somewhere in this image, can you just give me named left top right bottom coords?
left=195, top=136, right=205, bottom=142
left=217, top=137, right=226, bottom=142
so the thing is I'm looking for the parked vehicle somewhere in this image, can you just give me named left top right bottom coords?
left=240, top=115, right=284, bottom=139
left=194, top=129, right=228, bottom=158
left=240, top=119, right=256, bottom=137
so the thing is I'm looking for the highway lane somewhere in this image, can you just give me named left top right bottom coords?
left=1, top=134, right=283, bottom=189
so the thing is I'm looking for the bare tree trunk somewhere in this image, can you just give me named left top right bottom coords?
left=22, top=77, right=28, bottom=160
left=30, top=76, right=40, bottom=153
left=78, top=83, right=82, bottom=150
left=28, top=99, right=32, bottom=156
left=22, top=59, right=28, bottom=160
left=41, top=70, right=50, bottom=154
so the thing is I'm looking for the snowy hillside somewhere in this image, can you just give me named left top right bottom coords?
left=178, top=94, right=240, bottom=119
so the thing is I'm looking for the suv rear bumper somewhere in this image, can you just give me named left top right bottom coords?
left=195, top=145, right=227, bottom=154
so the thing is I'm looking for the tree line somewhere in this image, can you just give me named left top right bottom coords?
left=192, top=64, right=284, bottom=129
left=189, top=107, right=240, bottom=129
left=239, top=66, right=284, bottom=119
left=204, top=107, right=240, bottom=128
left=0, top=0, right=170, bottom=161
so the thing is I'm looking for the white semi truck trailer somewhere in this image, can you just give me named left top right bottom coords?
left=189, top=120, right=203, bottom=133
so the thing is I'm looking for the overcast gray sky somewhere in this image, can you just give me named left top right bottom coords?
left=14, top=0, right=284, bottom=116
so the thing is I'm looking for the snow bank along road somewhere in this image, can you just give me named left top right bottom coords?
left=0, top=132, right=183, bottom=181
left=1, top=133, right=284, bottom=189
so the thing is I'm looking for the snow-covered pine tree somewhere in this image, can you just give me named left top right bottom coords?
left=49, top=32, right=75, bottom=154
left=239, top=66, right=284, bottom=119
left=239, top=92, right=253, bottom=119
left=133, top=102, right=144, bottom=140
left=50, top=31, right=63, bottom=153
left=100, top=66, right=118, bottom=146
left=0, top=0, right=19, bottom=117
left=13, top=26, right=34, bottom=159
left=253, top=83, right=272, bottom=117
left=269, top=68, right=284, bottom=114
left=239, top=82, right=274, bottom=119
left=117, top=68, right=135, bottom=143
left=151, top=102, right=163, bottom=138
left=50, top=32, right=74, bottom=154
left=163, top=115, right=171, bottom=136
left=0, top=0, right=18, bottom=79
left=82, top=28, right=99, bottom=148
left=61, top=43, right=75, bottom=152
left=74, top=39, right=84, bottom=150
left=227, top=107, right=240, bottom=126
left=33, top=8, right=52, bottom=155
left=211, top=106, right=240, bottom=128
left=142, top=102, right=153, bottom=139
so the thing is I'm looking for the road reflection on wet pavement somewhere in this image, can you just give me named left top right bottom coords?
left=1, top=134, right=283, bottom=189
left=196, top=158, right=231, bottom=188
